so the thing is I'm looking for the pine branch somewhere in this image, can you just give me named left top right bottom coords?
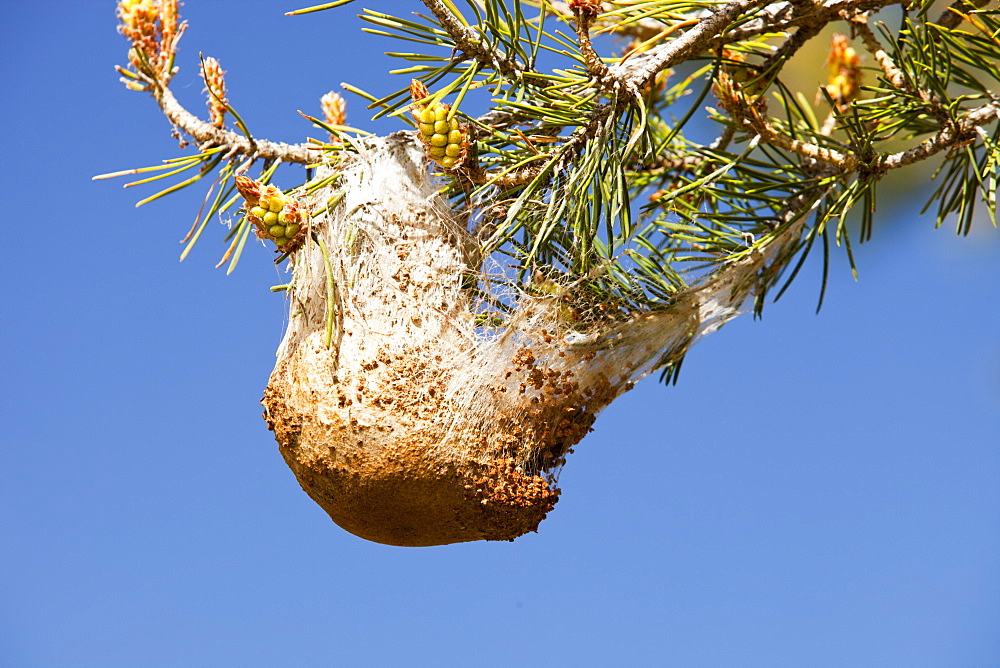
left=418, top=0, right=552, bottom=86
left=153, top=83, right=317, bottom=165
left=851, top=16, right=906, bottom=88
left=880, top=102, right=999, bottom=170
left=608, top=0, right=906, bottom=87
left=570, top=2, right=618, bottom=87
left=724, top=0, right=904, bottom=39
left=613, top=0, right=772, bottom=89
left=936, top=0, right=994, bottom=30
left=109, top=0, right=999, bottom=296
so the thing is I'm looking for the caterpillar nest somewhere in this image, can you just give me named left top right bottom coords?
left=259, top=134, right=720, bottom=546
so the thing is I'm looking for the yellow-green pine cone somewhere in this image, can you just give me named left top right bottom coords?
left=441, top=121, right=466, bottom=169
left=236, top=177, right=308, bottom=251
left=413, top=101, right=466, bottom=170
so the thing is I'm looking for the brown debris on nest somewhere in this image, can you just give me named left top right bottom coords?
left=259, top=284, right=622, bottom=546
left=262, top=336, right=584, bottom=546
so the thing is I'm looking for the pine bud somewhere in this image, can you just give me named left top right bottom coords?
left=320, top=91, right=347, bottom=143
left=321, top=91, right=346, bottom=126
left=712, top=49, right=768, bottom=117
left=116, top=0, right=183, bottom=84
left=568, top=0, right=601, bottom=19
left=200, top=56, right=228, bottom=128
left=234, top=175, right=262, bottom=207
left=825, top=34, right=862, bottom=108
left=117, top=0, right=157, bottom=36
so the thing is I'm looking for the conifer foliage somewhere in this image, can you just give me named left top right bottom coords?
left=100, top=0, right=999, bottom=545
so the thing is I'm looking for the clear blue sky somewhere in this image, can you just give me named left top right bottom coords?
left=2, top=2, right=998, bottom=665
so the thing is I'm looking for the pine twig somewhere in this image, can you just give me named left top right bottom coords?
left=152, top=83, right=317, bottom=165
left=702, top=0, right=904, bottom=51
left=613, top=0, right=773, bottom=90
left=418, top=0, right=550, bottom=87
left=936, top=0, right=994, bottom=30
left=850, top=16, right=906, bottom=88
left=570, top=2, right=615, bottom=84
left=879, top=102, right=1000, bottom=171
